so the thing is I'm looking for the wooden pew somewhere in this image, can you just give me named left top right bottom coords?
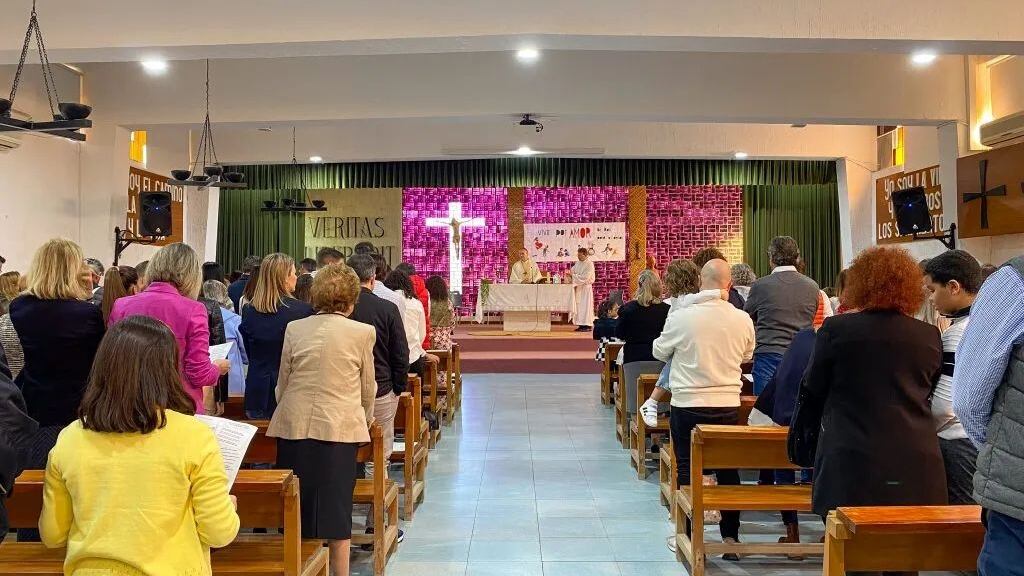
left=824, top=505, right=984, bottom=576
left=352, top=423, right=401, bottom=576
left=418, top=361, right=444, bottom=447
left=224, top=394, right=245, bottom=419
left=2, top=470, right=329, bottom=576
left=242, top=419, right=275, bottom=465
left=601, top=341, right=623, bottom=405
left=630, top=373, right=669, bottom=479
left=391, top=377, right=429, bottom=520
left=450, top=342, right=463, bottom=412
left=658, top=396, right=756, bottom=520
left=674, top=424, right=820, bottom=576
left=613, top=363, right=629, bottom=448
left=426, top=349, right=455, bottom=426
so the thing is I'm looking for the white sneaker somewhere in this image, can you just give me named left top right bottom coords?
left=640, top=398, right=660, bottom=428
left=666, top=535, right=678, bottom=553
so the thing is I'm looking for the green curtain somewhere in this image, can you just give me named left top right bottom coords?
left=743, top=184, right=842, bottom=288
left=216, top=189, right=306, bottom=274
left=225, top=158, right=836, bottom=189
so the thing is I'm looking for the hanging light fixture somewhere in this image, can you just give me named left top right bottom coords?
left=168, top=59, right=246, bottom=188
left=0, top=0, right=93, bottom=142
left=261, top=127, right=327, bottom=213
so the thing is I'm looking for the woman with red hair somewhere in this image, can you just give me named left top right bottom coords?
left=802, top=246, right=947, bottom=520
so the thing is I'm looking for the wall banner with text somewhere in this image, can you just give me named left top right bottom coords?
left=127, top=166, right=184, bottom=245
left=524, top=222, right=626, bottom=262
left=875, top=165, right=942, bottom=244
left=304, top=188, right=404, bottom=266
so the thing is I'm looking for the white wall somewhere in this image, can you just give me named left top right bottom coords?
left=990, top=56, right=1024, bottom=119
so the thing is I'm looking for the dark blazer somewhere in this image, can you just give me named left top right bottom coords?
left=350, top=287, right=409, bottom=397
left=592, top=317, right=619, bottom=341
left=0, top=358, right=38, bottom=534
left=9, top=295, right=105, bottom=427
left=240, top=297, right=313, bottom=418
left=615, top=300, right=670, bottom=364
left=227, top=274, right=250, bottom=313
left=770, top=327, right=817, bottom=426
left=804, top=310, right=946, bottom=516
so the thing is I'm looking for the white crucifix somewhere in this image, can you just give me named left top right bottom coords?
left=425, top=202, right=486, bottom=294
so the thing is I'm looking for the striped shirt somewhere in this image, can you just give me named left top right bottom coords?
left=932, top=312, right=969, bottom=440
left=952, top=265, right=1024, bottom=447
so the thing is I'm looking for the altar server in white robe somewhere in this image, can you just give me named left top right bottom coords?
left=509, top=248, right=541, bottom=284
left=570, top=248, right=596, bottom=331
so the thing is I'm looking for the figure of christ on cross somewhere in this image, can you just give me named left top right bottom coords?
left=425, top=202, right=486, bottom=295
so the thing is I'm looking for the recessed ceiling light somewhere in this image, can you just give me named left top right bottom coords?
left=516, top=48, right=540, bottom=63
left=308, top=155, right=323, bottom=163
left=140, top=59, right=168, bottom=74
left=733, top=151, right=749, bottom=159
left=911, top=51, right=937, bottom=66
left=511, top=145, right=542, bottom=156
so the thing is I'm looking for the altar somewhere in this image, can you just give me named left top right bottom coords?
left=474, top=282, right=575, bottom=332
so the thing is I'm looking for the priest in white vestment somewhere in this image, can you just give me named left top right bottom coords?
left=570, top=248, right=596, bottom=331
left=509, top=248, right=541, bottom=284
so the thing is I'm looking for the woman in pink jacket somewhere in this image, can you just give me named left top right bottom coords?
left=108, top=243, right=229, bottom=413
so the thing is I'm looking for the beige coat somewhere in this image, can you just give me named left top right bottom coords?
left=267, top=313, right=376, bottom=443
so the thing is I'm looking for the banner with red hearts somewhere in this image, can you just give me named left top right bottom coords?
left=524, top=222, right=626, bottom=262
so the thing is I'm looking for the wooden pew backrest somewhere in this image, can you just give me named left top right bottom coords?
left=693, top=424, right=798, bottom=470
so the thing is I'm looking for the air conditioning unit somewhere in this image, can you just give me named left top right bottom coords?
left=0, top=134, right=21, bottom=151
left=980, top=110, right=1024, bottom=148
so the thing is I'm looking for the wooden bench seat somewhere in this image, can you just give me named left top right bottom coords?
left=658, top=395, right=756, bottom=520
left=678, top=484, right=813, bottom=512
left=825, top=505, right=984, bottom=576
left=2, top=470, right=329, bottom=576
left=391, top=376, right=429, bottom=520
left=674, top=424, right=821, bottom=576
left=629, top=373, right=669, bottom=479
left=351, top=423, right=400, bottom=576
left=417, top=361, right=445, bottom=447
left=601, top=341, right=623, bottom=405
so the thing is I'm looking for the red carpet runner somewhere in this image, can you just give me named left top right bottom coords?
left=455, top=325, right=601, bottom=374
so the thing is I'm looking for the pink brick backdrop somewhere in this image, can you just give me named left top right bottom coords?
left=645, top=185, right=745, bottom=268
left=523, top=186, right=630, bottom=306
left=402, top=188, right=507, bottom=312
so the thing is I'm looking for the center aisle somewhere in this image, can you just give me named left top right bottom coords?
left=380, top=373, right=676, bottom=576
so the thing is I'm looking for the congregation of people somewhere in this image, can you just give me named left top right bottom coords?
left=1, top=232, right=1023, bottom=576
left=598, top=236, right=1024, bottom=573
left=0, top=238, right=457, bottom=576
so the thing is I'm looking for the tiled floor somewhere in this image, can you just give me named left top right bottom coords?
left=351, top=374, right=827, bottom=576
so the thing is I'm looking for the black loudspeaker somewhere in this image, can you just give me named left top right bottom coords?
left=139, top=191, right=172, bottom=237
left=892, top=186, right=933, bottom=236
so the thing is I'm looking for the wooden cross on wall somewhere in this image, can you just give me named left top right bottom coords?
left=962, top=159, right=1007, bottom=230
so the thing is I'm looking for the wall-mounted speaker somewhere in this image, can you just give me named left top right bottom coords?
left=139, top=191, right=172, bottom=237
left=892, top=186, right=933, bottom=236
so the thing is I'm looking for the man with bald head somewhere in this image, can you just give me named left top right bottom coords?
left=653, top=258, right=755, bottom=552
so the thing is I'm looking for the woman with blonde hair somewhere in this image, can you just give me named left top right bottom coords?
left=8, top=238, right=105, bottom=481
left=108, top=243, right=229, bottom=414
left=240, top=253, right=312, bottom=419
left=0, top=271, right=21, bottom=314
left=615, top=269, right=671, bottom=416
left=268, top=262, right=375, bottom=576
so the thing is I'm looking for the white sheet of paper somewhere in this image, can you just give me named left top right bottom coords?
left=195, top=415, right=258, bottom=488
left=742, top=374, right=754, bottom=384
left=209, top=342, right=234, bottom=361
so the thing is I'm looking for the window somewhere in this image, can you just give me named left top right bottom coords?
left=129, top=130, right=147, bottom=165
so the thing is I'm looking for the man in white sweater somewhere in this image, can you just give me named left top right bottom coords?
left=652, top=259, right=755, bottom=553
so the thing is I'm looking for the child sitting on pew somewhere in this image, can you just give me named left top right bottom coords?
left=39, top=315, right=240, bottom=575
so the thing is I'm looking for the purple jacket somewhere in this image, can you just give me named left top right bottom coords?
left=108, top=282, right=220, bottom=413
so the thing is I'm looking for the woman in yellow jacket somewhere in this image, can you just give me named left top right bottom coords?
left=40, top=315, right=240, bottom=576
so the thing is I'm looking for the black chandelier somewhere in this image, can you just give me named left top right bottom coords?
left=262, top=127, right=327, bottom=213
left=0, top=0, right=93, bottom=142
left=168, top=59, right=245, bottom=188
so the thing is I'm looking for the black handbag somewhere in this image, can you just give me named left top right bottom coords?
left=787, top=385, right=823, bottom=468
